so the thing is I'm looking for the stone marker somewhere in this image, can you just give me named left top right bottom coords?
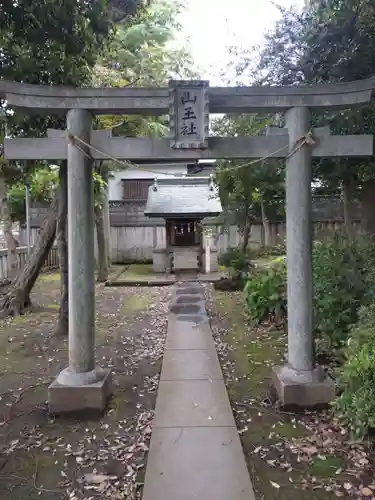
left=169, top=80, right=209, bottom=150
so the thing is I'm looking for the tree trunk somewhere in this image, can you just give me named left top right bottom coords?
left=360, top=179, right=375, bottom=237
left=0, top=196, right=57, bottom=316
left=260, top=196, right=271, bottom=247
left=95, top=203, right=109, bottom=282
left=55, top=162, right=68, bottom=335
left=0, top=175, right=18, bottom=278
left=342, top=178, right=356, bottom=240
left=241, top=218, right=251, bottom=252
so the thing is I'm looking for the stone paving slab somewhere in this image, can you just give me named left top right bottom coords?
left=165, top=322, right=216, bottom=351
left=160, top=349, right=223, bottom=381
left=175, top=286, right=202, bottom=295
left=153, top=380, right=236, bottom=428
left=142, top=426, right=255, bottom=500
left=142, top=281, right=255, bottom=500
left=105, top=279, right=174, bottom=287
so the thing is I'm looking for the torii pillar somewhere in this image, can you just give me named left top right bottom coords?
left=272, top=110, right=335, bottom=407
left=48, top=109, right=111, bottom=414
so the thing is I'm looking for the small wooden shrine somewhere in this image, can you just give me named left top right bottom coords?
left=144, top=176, right=222, bottom=273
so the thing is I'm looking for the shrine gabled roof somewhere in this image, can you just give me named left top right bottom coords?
left=144, top=176, right=222, bottom=218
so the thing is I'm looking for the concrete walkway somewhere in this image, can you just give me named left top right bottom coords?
left=142, top=282, right=255, bottom=500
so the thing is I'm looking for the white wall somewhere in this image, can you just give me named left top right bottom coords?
left=109, top=164, right=188, bottom=200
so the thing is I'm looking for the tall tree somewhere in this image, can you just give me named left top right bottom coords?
left=255, top=0, right=375, bottom=237
left=0, top=0, right=147, bottom=316
left=212, top=114, right=285, bottom=250
left=99, top=0, right=196, bottom=85
left=92, top=0, right=197, bottom=281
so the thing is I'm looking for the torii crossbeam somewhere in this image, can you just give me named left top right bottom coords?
left=4, top=126, right=373, bottom=161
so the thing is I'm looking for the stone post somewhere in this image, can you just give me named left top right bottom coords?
left=272, top=107, right=335, bottom=407
left=48, top=109, right=111, bottom=414
left=285, top=107, right=314, bottom=371
left=205, top=233, right=211, bottom=274
left=67, top=109, right=95, bottom=375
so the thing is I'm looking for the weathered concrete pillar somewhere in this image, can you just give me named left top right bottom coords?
left=286, top=107, right=314, bottom=371
left=103, top=185, right=111, bottom=266
left=67, top=109, right=95, bottom=374
left=205, top=233, right=211, bottom=274
left=48, top=109, right=111, bottom=414
left=272, top=107, right=335, bottom=407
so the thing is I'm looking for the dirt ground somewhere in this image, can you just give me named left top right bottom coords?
left=205, top=286, right=375, bottom=500
left=0, top=271, right=170, bottom=499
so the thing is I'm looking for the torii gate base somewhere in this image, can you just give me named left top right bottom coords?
left=273, top=365, right=335, bottom=407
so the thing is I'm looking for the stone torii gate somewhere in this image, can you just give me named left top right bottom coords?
left=1, top=78, right=374, bottom=413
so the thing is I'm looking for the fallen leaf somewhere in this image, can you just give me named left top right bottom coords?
left=361, top=487, right=373, bottom=497
left=84, top=473, right=113, bottom=484
left=301, top=446, right=318, bottom=455
left=270, top=481, right=280, bottom=489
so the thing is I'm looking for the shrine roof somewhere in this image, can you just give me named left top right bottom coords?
left=144, top=177, right=222, bottom=218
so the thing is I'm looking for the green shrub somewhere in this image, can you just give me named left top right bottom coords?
left=218, top=247, right=254, bottom=272
left=313, top=235, right=375, bottom=347
left=243, top=235, right=375, bottom=346
left=244, top=260, right=287, bottom=323
left=253, top=243, right=286, bottom=258
left=218, top=247, right=254, bottom=290
left=268, top=255, right=286, bottom=267
left=334, top=303, right=375, bottom=439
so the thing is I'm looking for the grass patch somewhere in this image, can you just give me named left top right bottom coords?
left=309, top=455, right=345, bottom=478
left=122, top=289, right=154, bottom=313
left=122, top=264, right=153, bottom=280
left=108, top=265, right=128, bottom=281
left=39, top=272, right=60, bottom=282
left=10, top=315, right=27, bottom=325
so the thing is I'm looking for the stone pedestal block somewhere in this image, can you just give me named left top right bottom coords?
left=172, top=247, right=199, bottom=271
left=48, top=368, right=112, bottom=414
left=202, top=249, right=218, bottom=273
left=272, top=365, right=335, bottom=408
left=152, top=249, right=167, bottom=273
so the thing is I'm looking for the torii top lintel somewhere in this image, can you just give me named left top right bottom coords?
left=1, top=78, right=375, bottom=115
